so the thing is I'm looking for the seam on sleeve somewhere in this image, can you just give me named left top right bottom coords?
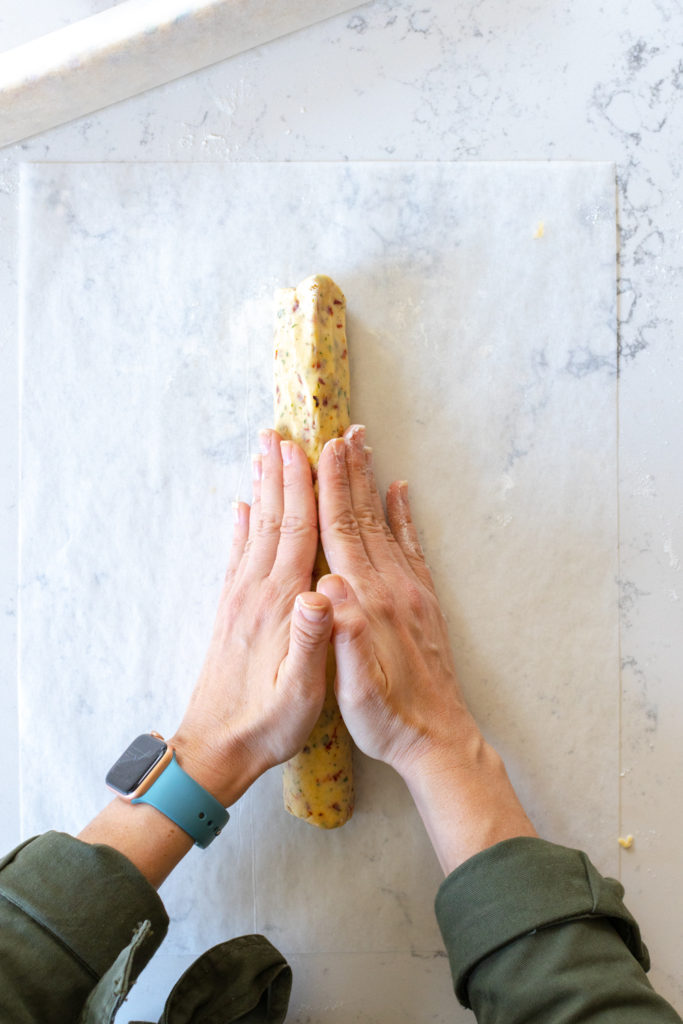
left=0, top=885, right=100, bottom=981
left=579, top=851, right=600, bottom=913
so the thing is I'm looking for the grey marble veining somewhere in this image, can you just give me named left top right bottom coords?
left=19, top=162, right=616, bottom=983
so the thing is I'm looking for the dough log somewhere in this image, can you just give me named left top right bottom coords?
left=274, top=274, right=354, bottom=828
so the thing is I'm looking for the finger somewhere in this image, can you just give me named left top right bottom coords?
left=363, top=445, right=385, bottom=524
left=270, top=440, right=319, bottom=583
left=386, top=480, right=436, bottom=591
left=277, top=592, right=333, bottom=717
left=344, top=425, right=397, bottom=574
left=318, top=436, right=371, bottom=579
left=363, top=444, right=414, bottom=576
left=245, top=429, right=285, bottom=576
left=240, top=456, right=262, bottom=563
left=251, top=454, right=263, bottom=506
left=227, top=500, right=250, bottom=576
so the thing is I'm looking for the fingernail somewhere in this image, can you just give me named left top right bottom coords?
left=398, top=480, right=409, bottom=498
left=363, top=445, right=373, bottom=466
left=326, top=437, right=345, bottom=463
left=281, top=440, right=294, bottom=466
left=296, top=594, right=330, bottom=623
left=320, top=574, right=347, bottom=604
left=232, top=500, right=241, bottom=523
left=259, top=430, right=272, bottom=455
left=347, top=424, right=366, bottom=447
left=252, top=454, right=263, bottom=481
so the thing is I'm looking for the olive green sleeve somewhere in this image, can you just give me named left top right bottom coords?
left=435, top=836, right=682, bottom=1023
left=0, top=831, right=169, bottom=1024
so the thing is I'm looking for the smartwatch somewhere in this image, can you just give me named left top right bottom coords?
left=105, top=733, right=229, bottom=848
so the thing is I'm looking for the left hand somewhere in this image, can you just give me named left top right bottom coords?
left=170, top=429, right=333, bottom=807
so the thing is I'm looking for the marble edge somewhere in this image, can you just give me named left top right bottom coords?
left=15, top=158, right=617, bottom=168
left=0, top=0, right=368, bottom=151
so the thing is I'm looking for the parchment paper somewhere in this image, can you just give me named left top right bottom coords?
left=18, top=162, right=617, bottom=967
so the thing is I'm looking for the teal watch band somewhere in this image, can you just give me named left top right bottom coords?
left=132, top=753, right=229, bottom=848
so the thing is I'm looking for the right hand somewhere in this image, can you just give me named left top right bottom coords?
left=317, top=426, right=537, bottom=874
left=316, top=424, right=483, bottom=783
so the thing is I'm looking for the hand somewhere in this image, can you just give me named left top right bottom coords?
left=80, top=429, right=333, bottom=886
left=170, top=428, right=333, bottom=808
left=316, top=424, right=477, bottom=776
left=317, top=426, right=536, bottom=872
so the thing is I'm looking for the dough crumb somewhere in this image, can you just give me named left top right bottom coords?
left=618, top=834, right=634, bottom=849
left=533, top=221, right=545, bottom=239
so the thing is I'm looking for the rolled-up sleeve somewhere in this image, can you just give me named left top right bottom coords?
left=435, top=836, right=682, bottom=1023
left=0, top=831, right=168, bottom=1023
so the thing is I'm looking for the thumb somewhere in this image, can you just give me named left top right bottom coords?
left=316, top=575, right=383, bottom=700
left=280, top=592, right=334, bottom=701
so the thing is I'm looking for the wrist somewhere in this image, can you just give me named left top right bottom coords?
left=401, top=732, right=537, bottom=875
left=168, top=730, right=258, bottom=810
left=396, top=715, right=488, bottom=789
left=79, top=797, right=193, bottom=888
left=81, top=730, right=247, bottom=888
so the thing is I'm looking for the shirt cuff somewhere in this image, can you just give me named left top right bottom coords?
left=0, top=830, right=168, bottom=982
left=434, top=836, right=648, bottom=1008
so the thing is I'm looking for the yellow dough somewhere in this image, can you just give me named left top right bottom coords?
left=274, top=274, right=354, bottom=828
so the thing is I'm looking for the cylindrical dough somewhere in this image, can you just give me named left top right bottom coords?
left=274, top=274, right=354, bottom=828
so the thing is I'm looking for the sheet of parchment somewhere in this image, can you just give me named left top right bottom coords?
left=18, top=162, right=617, bottom=968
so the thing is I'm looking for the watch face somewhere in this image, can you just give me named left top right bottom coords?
left=106, top=734, right=168, bottom=796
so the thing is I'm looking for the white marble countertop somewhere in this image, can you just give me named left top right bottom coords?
left=1, top=0, right=682, bottom=1019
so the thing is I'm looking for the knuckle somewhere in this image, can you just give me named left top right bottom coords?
left=342, top=678, right=374, bottom=715
left=412, top=558, right=436, bottom=592
left=326, top=508, right=361, bottom=540
left=292, top=619, right=326, bottom=653
left=354, top=506, right=383, bottom=533
left=223, top=564, right=238, bottom=586
left=262, top=577, right=289, bottom=611
left=404, top=581, right=426, bottom=617
left=255, top=507, right=281, bottom=536
left=406, top=537, right=427, bottom=563
left=380, top=596, right=399, bottom=623
left=343, top=665, right=387, bottom=714
left=368, top=581, right=397, bottom=621
left=215, top=581, right=249, bottom=635
left=249, top=586, right=288, bottom=634
left=381, top=522, right=398, bottom=544
left=337, top=609, right=369, bottom=645
left=279, top=514, right=316, bottom=539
